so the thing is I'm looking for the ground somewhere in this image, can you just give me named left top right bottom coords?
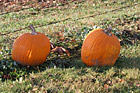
left=0, top=0, right=140, bottom=92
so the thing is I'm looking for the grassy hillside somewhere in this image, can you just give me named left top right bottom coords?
left=0, top=0, right=140, bottom=92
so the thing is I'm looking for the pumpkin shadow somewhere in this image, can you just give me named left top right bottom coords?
left=92, top=56, right=140, bottom=73
left=31, top=54, right=140, bottom=72
left=1, top=54, right=140, bottom=81
left=114, top=56, right=140, bottom=69
left=43, top=55, right=140, bottom=73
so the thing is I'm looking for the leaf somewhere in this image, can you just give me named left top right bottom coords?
left=51, top=46, right=60, bottom=52
left=54, top=31, right=65, bottom=41
left=51, top=46, right=70, bottom=56
left=50, top=42, right=55, bottom=49
left=61, top=47, right=70, bottom=56
left=9, top=84, right=14, bottom=88
left=32, top=87, right=38, bottom=91
left=104, top=84, right=109, bottom=89
left=118, top=78, right=125, bottom=83
left=70, top=39, right=76, bottom=43
left=136, top=84, right=140, bottom=87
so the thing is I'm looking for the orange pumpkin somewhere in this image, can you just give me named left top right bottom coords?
left=12, top=25, right=50, bottom=66
left=81, top=28, right=121, bottom=66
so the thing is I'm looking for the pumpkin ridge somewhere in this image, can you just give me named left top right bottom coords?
left=14, top=34, right=29, bottom=63
left=34, top=36, right=45, bottom=65
left=20, top=35, right=32, bottom=65
left=40, top=35, right=50, bottom=62
left=27, top=36, right=35, bottom=65
left=82, top=29, right=103, bottom=66
left=12, top=34, right=26, bottom=61
left=101, top=35, right=112, bottom=66
left=91, top=32, right=108, bottom=66
left=88, top=31, right=104, bottom=66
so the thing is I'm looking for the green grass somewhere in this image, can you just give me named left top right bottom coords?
left=0, top=0, right=140, bottom=92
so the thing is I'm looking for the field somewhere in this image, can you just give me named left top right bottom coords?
left=0, top=0, right=140, bottom=92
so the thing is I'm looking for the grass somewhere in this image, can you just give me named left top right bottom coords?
left=0, top=0, right=140, bottom=92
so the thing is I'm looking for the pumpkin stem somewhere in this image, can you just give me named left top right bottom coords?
left=29, top=25, right=38, bottom=35
left=104, top=26, right=112, bottom=36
